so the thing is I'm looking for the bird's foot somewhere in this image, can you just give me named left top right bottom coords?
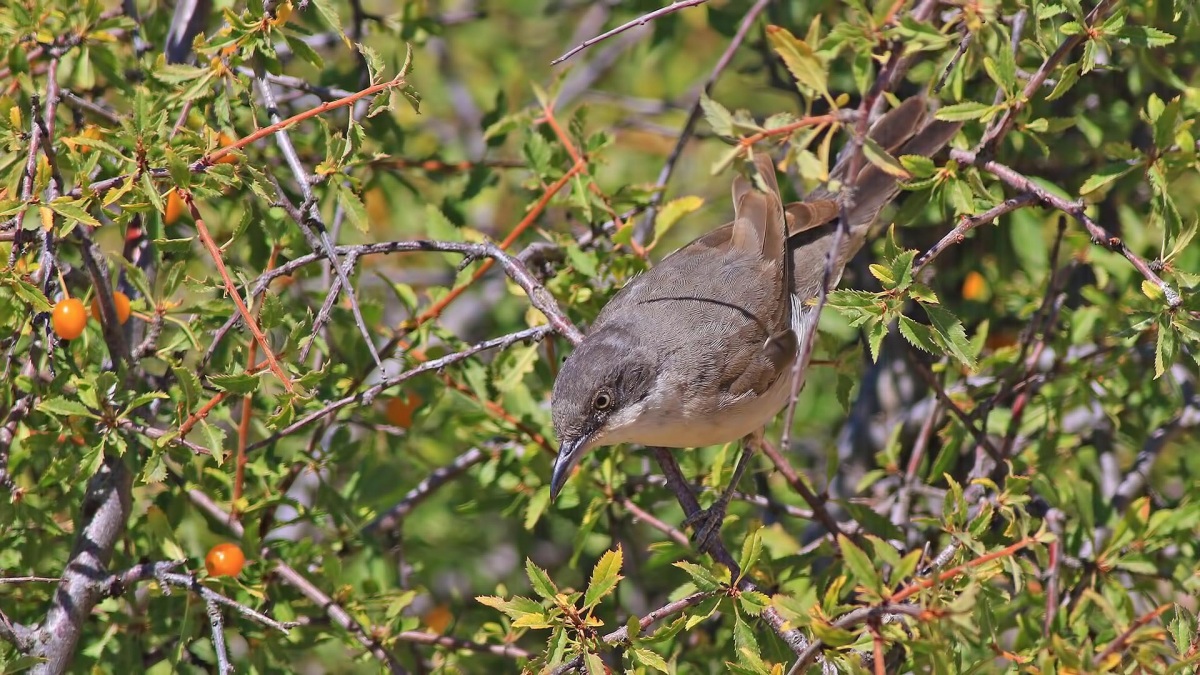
left=684, top=502, right=729, bottom=554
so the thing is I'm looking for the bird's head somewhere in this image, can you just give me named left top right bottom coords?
left=550, top=325, right=657, bottom=500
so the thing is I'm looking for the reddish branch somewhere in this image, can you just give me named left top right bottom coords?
left=181, top=190, right=295, bottom=393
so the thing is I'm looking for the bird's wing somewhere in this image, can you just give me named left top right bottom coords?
left=597, top=157, right=797, bottom=403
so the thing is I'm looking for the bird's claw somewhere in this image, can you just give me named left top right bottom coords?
left=684, top=503, right=728, bottom=553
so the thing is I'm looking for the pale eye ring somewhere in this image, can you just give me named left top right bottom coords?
left=593, top=391, right=613, bottom=410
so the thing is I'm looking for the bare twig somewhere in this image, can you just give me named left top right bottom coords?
left=913, top=193, right=1038, bottom=273
left=246, top=326, right=554, bottom=453
left=253, top=73, right=384, bottom=371
left=633, top=0, right=773, bottom=244
left=551, top=0, right=709, bottom=65
left=365, top=445, right=496, bottom=535
left=950, top=150, right=1181, bottom=307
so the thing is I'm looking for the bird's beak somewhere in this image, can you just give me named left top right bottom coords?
left=549, top=434, right=590, bottom=502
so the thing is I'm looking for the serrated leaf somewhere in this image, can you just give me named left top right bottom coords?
left=207, top=372, right=262, bottom=395
left=48, top=196, right=101, bottom=227
left=653, top=195, right=703, bottom=245
left=899, top=316, right=941, bottom=354
left=739, top=590, right=769, bottom=616
left=197, top=419, right=226, bottom=464
left=336, top=184, right=369, bottom=232
left=765, top=25, right=828, bottom=98
left=632, top=647, right=670, bottom=673
left=700, top=94, right=734, bottom=138
left=925, top=304, right=977, bottom=370
left=674, top=561, right=724, bottom=591
left=496, top=342, right=539, bottom=393
left=900, top=154, right=936, bottom=178
left=525, top=557, right=556, bottom=598
left=1118, top=25, right=1175, bottom=48
left=5, top=277, right=52, bottom=312
left=1080, top=162, right=1137, bottom=195
left=476, top=594, right=544, bottom=621
left=1047, top=62, right=1082, bottom=101
left=583, top=546, right=623, bottom=609
left=307, top=0, right=350, bottom=47
left=869, top=263, right=895, bottom=286
left=1155, top=317, right=1176, bottom=378
left=38, top=397, right=98, bottom=419
left=837, top=534, right=880, bottom=591
left=738, top=527, right=763, bottom=578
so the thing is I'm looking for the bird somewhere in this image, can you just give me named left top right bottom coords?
left=549, top=95, right=961, bottom=547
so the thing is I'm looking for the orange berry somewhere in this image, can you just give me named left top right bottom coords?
left=385, top=394, right=424, bottom=429
left=165, top=189, right=185, bottom=225
left=213, top=132, right=239, bottom=165
left=52, top=298, right=87, bottom=340
left=205, top=543, right=246, bottom=577
left=961, top=271, right=988, bottom=301
left=91, top=291, right=131, bottom=326
left=422, top=604, right=453, bottom=634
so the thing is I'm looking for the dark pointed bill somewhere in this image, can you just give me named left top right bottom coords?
left=549, top=434, right=590, bottom=502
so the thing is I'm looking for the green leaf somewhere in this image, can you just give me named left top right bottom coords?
left=899, top=316, right=941, bottom=355
left=674, top=561, right=724, bottom=591
left=869, top=263, right=895, bottom=287
left=38, top=397, right=98, bottom=419
left=207, top=372, right=262, bottom=395
left=196, top=419, right=226, bottom=464
left=900, top=154, right=936, bottom=178
left=1079, top=162, right=1138, bottom=195
left=1046, top=62, right=1082, bottom=101
left=4, top=277, right=52, bottom=312
left=307, top=0, right=350, bottom=47
left=583, top=652, right=605, bottom=675
left=583, top=546, right=623, bottom=609
left=476, top=594, right=544, bottom=621
left=737, top=526, right=763, bottom=579
left=699, top=94, right=734, bottom=138
left=1118, top=25, right=1175, bottom=48
left=935, top=101, right=997, bottom=122
left=925, top=304, right=977, bottom=370
left=765, top=25, right=828, bottom=98
left=738, top=590, right=769, bottom=616
left=1155, top=317, right=1176, bottom=378
left=48, top=196, right=102, bottom=227
left=335, top=184, right=369, bottom=232
left=861, top=136, right=910, bottom=179
left=653, top=195, right=703, bottom=245
left=631, top=647, right=670, bottom=673
left=837, top=534, right=880, bottom=592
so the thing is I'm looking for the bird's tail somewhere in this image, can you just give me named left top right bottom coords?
left=822, top=95, right=962, bottom=234
left=784, top=95, right=962, bottom=299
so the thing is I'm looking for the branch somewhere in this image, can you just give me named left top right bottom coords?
left=633, top=0, right=783, bottom=244
left=253, top=72, right=383, bottom=371
left=551, top=0, right=709, bottom=66
left=950, top=149, right=1181, bottom=307
left=246, top=326, right=554, bottom=453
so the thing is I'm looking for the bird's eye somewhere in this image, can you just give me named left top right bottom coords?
left=593, top=391, right=613, bottom=410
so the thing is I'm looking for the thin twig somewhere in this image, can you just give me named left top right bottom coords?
left=253, top=73, right=384, bottom=370
left=950, top=150, right=1181, bottom=307
left=551, top=0, right=709, bottom=65
left=182, top=190, right=295, bottom=393
left=634, top=0, right=774, bottom=244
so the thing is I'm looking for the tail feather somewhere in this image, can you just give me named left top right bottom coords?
left=784, top=95, right=962, bottom=300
